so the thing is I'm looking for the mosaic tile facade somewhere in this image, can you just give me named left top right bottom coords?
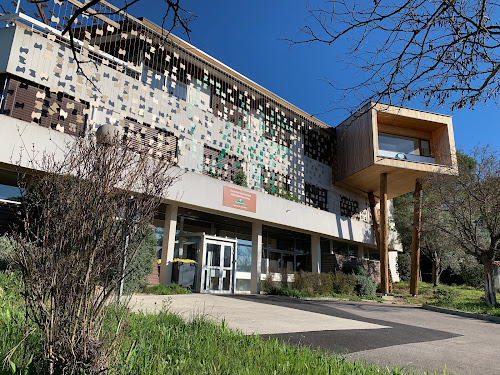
left=0, top=0, right=373, bottom=224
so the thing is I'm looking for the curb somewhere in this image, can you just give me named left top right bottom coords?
left=422, top=304, right=500, bottom=323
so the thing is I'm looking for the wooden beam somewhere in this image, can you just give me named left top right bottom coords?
left=27, top=0, right=48, bottom=24
left=410, top=179, right=423, bottom=296
left=368, top=192, right=380, bottom=249
left=380, top=173, right=390, bottom=294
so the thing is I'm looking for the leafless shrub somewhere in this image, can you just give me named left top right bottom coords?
left=12, top=134, right=177, bottom=374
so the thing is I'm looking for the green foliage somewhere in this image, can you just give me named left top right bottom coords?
left=123, top=226, right=157, bottom=293
left=290, top=271, right=357, bottom=296
left=262, top=284, right=306, bottom=298
left=342, top=262, right=370, bottom=277
left=233, top=169, right=248, bottom=187
left=396, top=252, right=411, bottom=282
left=293, top=272, right=334, bottom=295
left=0, top=236, right=14, bottom=271
left=0, top=272, right=40, bottom=372
left=208, top=170, right=219, bottom=179
left=433, top=288, right=460, bottom=304
left=355, top=274, right=377, bottom=297
left=393, top=281, right=500, bottom=317
left=460, top=256, right=485, bottom=288
left=142, top=283, right=192, bottom=295
left=265, top=185, right=302, bottom=203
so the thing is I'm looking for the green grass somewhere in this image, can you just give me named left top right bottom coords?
left=1, top=271, right=434, bottom=374
left=112, top=311, right=420, bottom=375
left=393, top=282, right=500, bottom=317
left=142, top=283, right=192, bottom=295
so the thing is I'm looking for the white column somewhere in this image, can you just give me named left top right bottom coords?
left=250, top=222, right=262, bottom=294
left=159, top=204, right=178, bottom=285
left=311, top=234, right=321, bottom=273
left=357, top=244, right=364, bottom=259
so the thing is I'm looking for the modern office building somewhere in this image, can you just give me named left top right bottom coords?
left=0, top=1, right=458, bottom=293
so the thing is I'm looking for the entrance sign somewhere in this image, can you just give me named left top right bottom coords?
left=223, top=186, right=257, bottom=213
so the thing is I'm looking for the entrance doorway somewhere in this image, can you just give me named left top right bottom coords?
left=174, top=233, right=237, bottom=293
left=202, top=238, right=236, bottom=293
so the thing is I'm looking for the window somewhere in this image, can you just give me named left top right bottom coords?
left=165, top=76, right=187, bottom=101
left=332, top=240, right=358, bottom=257
left=0, top=75, right=88, bottom=136
left=304, top=125, right=333, bottom=165
left=305, top=183, right=328, bottom=211
left=122, top=118, right=178, bottom=160
left=202, top=145, right=242, bottom=182
left=378, top=133, right=431, bottom=157
left=340, top=196, right=359, bottom=218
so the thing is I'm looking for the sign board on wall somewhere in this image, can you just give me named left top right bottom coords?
left=222, top=186, right=257, bottom=213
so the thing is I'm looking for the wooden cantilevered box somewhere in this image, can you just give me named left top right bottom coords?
left=334, top=102, right=458, bottom=199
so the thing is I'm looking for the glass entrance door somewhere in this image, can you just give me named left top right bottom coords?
left=202, top=239, right=235, bottom=293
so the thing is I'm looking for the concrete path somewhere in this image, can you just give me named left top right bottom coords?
left=129, top=293, right=388, bottom=334
left=129, top=294, right=500, bottom=375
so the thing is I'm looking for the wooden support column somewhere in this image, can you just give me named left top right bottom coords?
left=410, top=179, right=423, bottom=296
left=380, top=173, right=389, bottom=294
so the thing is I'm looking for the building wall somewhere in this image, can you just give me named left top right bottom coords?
left=0, top=23, right=399, bottom=244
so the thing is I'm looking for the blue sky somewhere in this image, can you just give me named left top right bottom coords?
left=136, top=0, right=499, bottom=153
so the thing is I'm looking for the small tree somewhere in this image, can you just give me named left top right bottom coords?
left=234, top=169, right=248, bottom=187
left=393, top=189, right=462, bottom=286
left=428, top=148, right=500, bottom=306
left=13, top=134, right=177, bottom=373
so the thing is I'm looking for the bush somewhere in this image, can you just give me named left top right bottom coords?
left=293, top=271, right=334, bottom=295
left=292, top=271, right=357, bottom=296
left=234, top=169, right=248, bottom=187
left=342, top=262, right=370, bottom=277
left=122, top=226, right=157, bottom=293
left=142, top=283, right=192, bottom=295
left=262, top=285, right=305, bottom=298
left=0, top=236, right=14, bottom=271
left=461, top=257, right=484, bottom=288
left=331, top=272, right=357, bottom=295
left=265, top=271, right=356, bottom=297
left=355, top=274, right=376, bottom=297
left=396, top=252, right=411, bottom=282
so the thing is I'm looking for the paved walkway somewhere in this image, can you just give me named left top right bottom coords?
left=129, top=293, right=387, bottom=334
left=129, top=294, right=500, bottom=375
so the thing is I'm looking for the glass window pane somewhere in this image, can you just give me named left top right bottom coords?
left=379, top=134, right=419, bottom=155
left=206, top=243, right=221, bottom=267
left=224, top=245, right=232, bottom=267
left=236, top=241, right=252, bottom=272
left=222, top=270, right=231, bottom=290
left=421, top=140, right=431, bottom=157
left=236, top=278, right=251, bottom=291
left=206, top=269, right=220, bottom=291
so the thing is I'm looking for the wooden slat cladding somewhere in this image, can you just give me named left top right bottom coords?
left=0, top=200, right=22, bottom=236
left=0, top=75, right=88, bottom=136
left=122, top=118, right=178, bottom=161
left=305, top=182, right=328, bottom=211
left=202, top=145, right=241, bottom=182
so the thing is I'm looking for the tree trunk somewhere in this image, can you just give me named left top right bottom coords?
left=431, top=252, right=441, bottom=287
left=483, top=261, right=497, bottom=306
